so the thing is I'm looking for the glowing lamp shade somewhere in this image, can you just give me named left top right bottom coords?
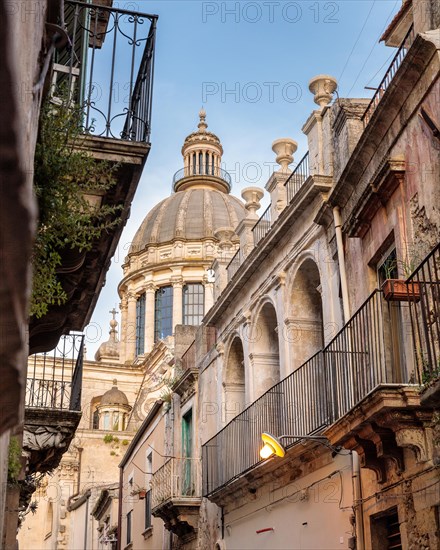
left=260, top=432, right=286, bottom=459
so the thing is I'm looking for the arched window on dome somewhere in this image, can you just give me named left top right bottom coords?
left=103, top=412, right=111, bottom=430
left=90, top=395, right=103, bottom=430
left=136, top=293, right=146, bottom=356
left=154, top=286, right=173, bottom=342
left=183, top=283, right=204, bottom=325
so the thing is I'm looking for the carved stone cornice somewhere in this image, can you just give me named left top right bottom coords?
left=324, top=386, right=435, bottom=482
left=344, top=157, right=406, bottom=238
left=172, top=368, right=199, bottom=406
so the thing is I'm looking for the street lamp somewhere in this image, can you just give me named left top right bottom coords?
left=259, top=432, right=336, bottom=459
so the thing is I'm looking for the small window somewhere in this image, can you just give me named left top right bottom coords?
left=113, top=412, right=120, bottom=431
left=183, top=283, right=204, bottom=326
left=136, top=293, right=146, bottom=356
left=377, top=247, right=398, bottom=285
left=103, top=412, right=110, bottom=430
left=92, top=409, right=99, bottom=430
left=145, top=490, right=152, bottom=529
left=146, top=451, right=153, bottom=478
left=371, top=507, right=402, bottom=550
left=126, top=510, right=132, bottom=544
left=44, top=501, right=53, bottom=540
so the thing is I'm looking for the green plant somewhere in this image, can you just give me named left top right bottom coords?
left=103, top=434, right=114, bottom=444
left=30, top=94, right=121, bottom=318
left=8, top=436, right=22, bottom=483
left=110, top=450, right=116, bottom=456
left=122, top=439, right=129, bottom=446
left=160, top=389, right=173, bottom=403
left=422, top=360, right=440, bottom=385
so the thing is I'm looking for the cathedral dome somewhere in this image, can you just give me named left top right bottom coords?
left=129, top=109, right=245, bottom=254
left=100, top=380, right=129, bottom=406
left=130, top=188, right=244, bottom=252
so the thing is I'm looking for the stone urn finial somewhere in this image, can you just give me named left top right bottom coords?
left=241, top=187, right=264, bottom=219
left=214, top=227, right=235, bottom=251
left=272, top=138, right=297, bottom=173
left=308, top=75, right=338, bottom=108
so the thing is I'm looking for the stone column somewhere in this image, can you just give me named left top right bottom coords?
left=144, top=282, right=156, bottom=354
left=203, top=278, right=214, bottom=313
left=196, top=149, right=200, bottom=174
left=274, top=272, right=289, bottom=379
left=125, top=292, right=137, bottom=363
left=119, top=295, right=128, bottom=362
left=171, top=276, right=183, bottom=330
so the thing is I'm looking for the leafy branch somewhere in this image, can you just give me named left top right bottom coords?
left=31, top=96, right=121, bottom=318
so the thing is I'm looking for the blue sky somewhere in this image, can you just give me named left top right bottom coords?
left=84, top=0, right=401, bottom=357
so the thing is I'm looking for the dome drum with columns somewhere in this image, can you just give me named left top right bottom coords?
left=96, top=379, right=131, bottom=431
left=117, top=111, right=246, bottom=363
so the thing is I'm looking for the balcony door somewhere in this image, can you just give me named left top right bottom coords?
left=377, top=248, right=408, bottom=383
left=182, top=409, right=193, bottom=496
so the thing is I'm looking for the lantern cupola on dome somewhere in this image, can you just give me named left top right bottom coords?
left=173, top=109, right=231, bottom=193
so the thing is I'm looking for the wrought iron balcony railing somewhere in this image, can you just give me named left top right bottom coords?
left=408, top=243, right=440, bottom=382
left=53, top=0, right=157, bottom=142
left=172, top=165, right=232, bottom=190
left=151, top=457, right=201, bottom=510
left=26, top=334, right=85, bottom=411
left=285, top=151, right=310, bottom=204
left=252, top=203, right=271, bottom=245
left=362, top=24, right=414, bottom=126
left=202, top=266, right=434, bottom=495
left=226, top=248, right=241, bottom=281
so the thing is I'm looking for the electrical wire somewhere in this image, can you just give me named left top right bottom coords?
left=338, top=1, right=377, bottom=83
left=224, top=467, right=350, bottom=527
left=346, top=1, right=400, bottom=96
left=365, top=50, right=395, bottom=88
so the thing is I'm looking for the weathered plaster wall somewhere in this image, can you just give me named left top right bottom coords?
left=121, top=409, right=167, bottom=550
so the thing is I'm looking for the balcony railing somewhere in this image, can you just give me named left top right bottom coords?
left=408, top=243, right=440, bottom=382
left=53, top=1, right=157, bottom=142
left=362, top=24, right=414, bottom=126
left=26, top=334, right=84, bottom=411
left=285, top=152, right=310, bottom=204
left=202, top=282, right=424, bottom=495
left=151, top=457, right=201, bottom=510
left=226, top=248, right=241, bottom=281
left=252, top=204, right=271, bottom=245
left=172, top=165, right=232, bottom=190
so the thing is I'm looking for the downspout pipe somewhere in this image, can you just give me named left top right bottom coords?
left=117, top=467, right=123, bottom=550
left=333, top=206, right=351, bottom=323
left=351, top=451, right=365, bottom=550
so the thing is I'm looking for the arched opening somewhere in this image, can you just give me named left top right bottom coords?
left=44, top=501, right=53, bottom=540
left=251, top=301, right=280, bottom=399
left=90, top=395, right=103, bottom=429
left=290, top=259, right=324, bottom=370
left=224, top=336, right=245, bottom=422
